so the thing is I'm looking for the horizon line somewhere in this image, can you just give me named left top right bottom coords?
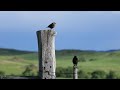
left=0, top=47, right=120, bottom=52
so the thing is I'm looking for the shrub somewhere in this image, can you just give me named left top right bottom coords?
left=106, top=70, right=118, bottom=79
left=56, top=67, right=92, bottom=79
left=56, top=67, right=66, bottom=78
left=22, top=64, right=37, bottom=76
left=56, top=67, right=73, bottom=78
left=0, top=71, right=5, bottom=79
left=0, top=71, right=5, bottom=76
left=65, top=67, right=73, bottom=78
left=78, top=70, right=91, bottom=79
left=89, top=59, right=96, bottom=61
left=91, top=70, right=107, bottom=79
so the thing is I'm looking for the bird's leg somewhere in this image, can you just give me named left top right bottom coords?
left=75, top=65, right=77, bottom=68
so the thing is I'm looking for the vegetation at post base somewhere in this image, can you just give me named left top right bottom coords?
left=56, top=68, right=120, bottom=79
left=1, top=48, right=120, bottom=79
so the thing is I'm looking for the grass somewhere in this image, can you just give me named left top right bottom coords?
left=0, top=48, right=120, bottom=77
left=56, top=53, right=120, bottom=76
left=0, top=55, right=38, bottom=75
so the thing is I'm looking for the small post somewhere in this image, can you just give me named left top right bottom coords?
left=72, top=56, right=78, bottom=79
left=73, top=66, right=78, bottom=79
left=36, top=30, right=57, bottom=79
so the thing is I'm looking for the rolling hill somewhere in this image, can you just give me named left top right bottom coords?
left=0, top=48, right=120, bottom=78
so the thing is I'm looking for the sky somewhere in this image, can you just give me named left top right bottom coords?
left=0, top=11, right=120, bottom=51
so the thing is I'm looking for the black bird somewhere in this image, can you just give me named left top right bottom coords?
left=47, top=22, right=56, bottom=29
left=72, top=56, right=78, bottom=66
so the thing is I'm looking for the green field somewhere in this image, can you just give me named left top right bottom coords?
left=0, top=48, right=120, bottom=78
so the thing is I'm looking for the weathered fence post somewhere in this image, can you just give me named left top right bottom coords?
left=72, top=56, right=78, bottom=79
left=36, top=30, right=57, bottom=79
left=73, top=66, right=78, bottom=79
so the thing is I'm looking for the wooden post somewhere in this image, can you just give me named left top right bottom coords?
left=36, top=30, right=57, bottom=79
left=73, top=66, right=78, bottom=79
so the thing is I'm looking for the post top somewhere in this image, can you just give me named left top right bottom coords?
left=37, top=29, right=55, bottom=31
left=36, top=29, right=57, bottom=36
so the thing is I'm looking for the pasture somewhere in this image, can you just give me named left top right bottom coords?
left=0, top=48, right=120, bottom=78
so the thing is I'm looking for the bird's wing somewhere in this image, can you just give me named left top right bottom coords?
left=48, top=23, right=52, bottom=27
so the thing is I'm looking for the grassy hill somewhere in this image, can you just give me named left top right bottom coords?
left=0, top=48, right=35, bottom=55
left=0, top=48, right=120, bottom=78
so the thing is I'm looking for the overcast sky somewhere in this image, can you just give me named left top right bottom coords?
left=0, top=11, right=120, bottom=51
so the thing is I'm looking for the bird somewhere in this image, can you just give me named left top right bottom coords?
left=47, top=22, right=56, bottom=29
left=72, top=56, right=78, bottom=66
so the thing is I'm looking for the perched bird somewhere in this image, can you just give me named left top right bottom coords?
left=47, top=22, right=56, bottom=29
left=72, top=56, right=78, bottom=66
